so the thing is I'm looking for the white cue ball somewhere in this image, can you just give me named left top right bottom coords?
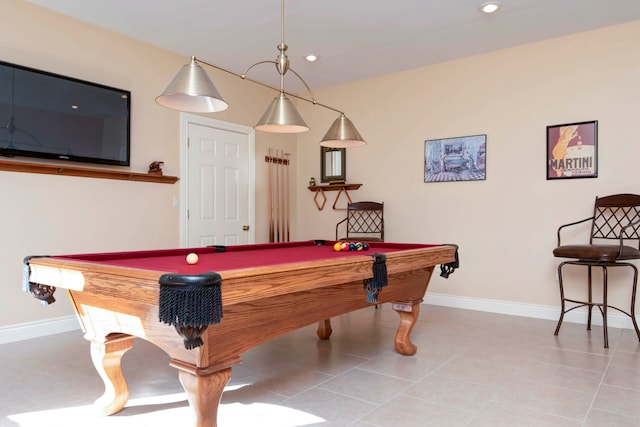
left=186, top=253, right=199, bottom=265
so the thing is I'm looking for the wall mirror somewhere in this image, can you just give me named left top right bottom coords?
left=321, top=147, right=346, bottom=183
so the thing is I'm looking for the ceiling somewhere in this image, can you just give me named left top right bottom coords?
left=26, top=0, right=640, bottom=94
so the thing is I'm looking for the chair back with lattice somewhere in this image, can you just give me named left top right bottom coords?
left=337, top=201, right=384, bottom=242
left=590, top=194, right=640, bottom=249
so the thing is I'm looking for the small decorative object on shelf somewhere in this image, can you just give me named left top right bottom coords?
left=148, top=161, right=164, bottom=176
left=309, top=177, right=316, bottom=186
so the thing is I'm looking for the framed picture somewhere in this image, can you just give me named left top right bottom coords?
left=424, top=134, right=486, bottom=183
left=546, top=120, right=598, bottom=179
left=320, top=147, right=346, bottom=183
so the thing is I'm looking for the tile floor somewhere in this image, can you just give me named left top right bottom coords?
left=1, top=305, right=639, bottom=427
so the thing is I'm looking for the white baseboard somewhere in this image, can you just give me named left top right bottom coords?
left=0, top=315, right=80, bottom=345
left=424, top=292, right=639, bottom=330
left=1, top=294, right=637, bottom=345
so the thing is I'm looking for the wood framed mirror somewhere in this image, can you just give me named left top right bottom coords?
left=321, top=147, right=346, bottom=183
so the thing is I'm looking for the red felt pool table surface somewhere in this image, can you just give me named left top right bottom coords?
left=25, top=240, right=457, bottom=427
left=53, top=240, right=438, bottom=274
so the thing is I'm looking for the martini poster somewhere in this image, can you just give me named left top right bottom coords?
left=546, top=121, right=597, bottom=179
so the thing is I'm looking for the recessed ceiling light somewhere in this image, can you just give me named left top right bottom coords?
left=304, top=54, right=319, bottom=62
left=480, top=1, right=502, bottom=13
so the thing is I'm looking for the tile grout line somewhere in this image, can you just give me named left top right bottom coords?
left=580, top=339, right=616, bottom=426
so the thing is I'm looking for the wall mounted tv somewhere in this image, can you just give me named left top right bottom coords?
left=0, top=60, right=130, bottom=166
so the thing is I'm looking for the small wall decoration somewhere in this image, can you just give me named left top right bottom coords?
left=546, top=120, right=597, bottom=180
left=424, top=134, right=486, bottom=183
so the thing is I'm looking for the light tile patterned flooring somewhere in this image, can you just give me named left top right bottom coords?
left=1, top=305, right=639, bottom=426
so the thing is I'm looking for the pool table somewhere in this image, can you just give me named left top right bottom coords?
left=24, top=240, right=458, bottom=427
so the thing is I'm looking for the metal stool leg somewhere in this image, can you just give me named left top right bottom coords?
left=554, top=262, right=567, bottom=336
left=587, top=265, right=593, bottom=331
left=630, top=264, right=640, bottom=342
left=602, top=266, right=609, bottom=348
left=554, top=260, right=638, bottom=348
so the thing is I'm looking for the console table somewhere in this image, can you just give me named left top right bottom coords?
left=307, top=183, right=362, bottom=210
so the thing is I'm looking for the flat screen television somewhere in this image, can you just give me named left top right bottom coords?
left=0, top=60, right=131, bottom=166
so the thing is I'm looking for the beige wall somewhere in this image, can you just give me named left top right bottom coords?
left=295, top=20, right=640, bottom=314
left=0, top=1, right=295, bottom=328
left=2, top=0, right=639, bottom=332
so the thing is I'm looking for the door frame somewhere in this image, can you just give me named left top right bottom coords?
left=179, top=113, right=256, bottom=247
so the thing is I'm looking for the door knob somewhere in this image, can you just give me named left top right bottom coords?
left=242, top=225, right=250, bottom=231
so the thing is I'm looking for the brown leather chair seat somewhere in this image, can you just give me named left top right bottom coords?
left=553, top=244, right=640, bottom=262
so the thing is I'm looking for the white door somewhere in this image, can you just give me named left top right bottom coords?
left=181, top=114, right=255, bottom=247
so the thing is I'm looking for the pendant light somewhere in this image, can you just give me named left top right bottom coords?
left=156, top=0, right=366, bottom=147
left=320, top=114, right=366, bottom=148
left=156, top=56, right=228, bottom=113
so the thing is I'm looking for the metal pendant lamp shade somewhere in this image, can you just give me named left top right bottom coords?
left=320, top=113, right=366, bottom=148
left=255, top=92, right=309, bottom=133
left=155, top=57, right=229, bottom=113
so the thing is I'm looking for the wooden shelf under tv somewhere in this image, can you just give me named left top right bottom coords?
left=0, top=160, right=179, bottom=184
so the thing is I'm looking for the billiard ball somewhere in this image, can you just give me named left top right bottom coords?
left=341, top=242, right=349, bottom=251
left=333, top=242, right=343, bottom=252
left=186, top=253, right=199, bottom=265
left=362, top=243, right=370, bottom=251
left=348, top=243, right=356, bottom=251
left=355, top=242, right=364, bottom=251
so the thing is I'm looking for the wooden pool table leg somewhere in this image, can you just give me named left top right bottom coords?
left=174, top=363, right=232, bottom=427
left=316, top=319, right=333, bottom=339
left=392, top=300, right=422, bottom=356
left=89, top=333, right=134, bottom=415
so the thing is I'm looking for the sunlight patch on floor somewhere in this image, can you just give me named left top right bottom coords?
left=7, top=393, right=188, bottom=426
left=219, top=402, right=325, bottom=427
left=8, top=393, right=325, bottom=427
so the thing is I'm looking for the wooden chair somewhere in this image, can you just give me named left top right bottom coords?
left=553, top=193, right=640, bottom=348
left=336, top=201, right=384, bottom=242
